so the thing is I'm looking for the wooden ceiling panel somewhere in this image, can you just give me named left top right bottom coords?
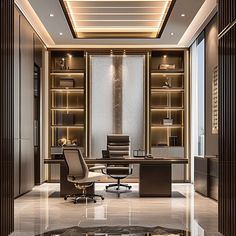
left=60, top=0, right=175, bottom=38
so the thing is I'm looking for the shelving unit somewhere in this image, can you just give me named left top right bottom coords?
left=49, top=51, right=86, bottom=156
left=149, top=50, right=189, bottom=181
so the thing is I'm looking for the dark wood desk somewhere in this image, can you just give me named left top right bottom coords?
left=44, top=157, right=188, bottom=197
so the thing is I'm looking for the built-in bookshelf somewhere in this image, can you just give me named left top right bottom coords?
left=49, top=51, right=86, bottom=155
left=149, top=50, right=188, bottom=180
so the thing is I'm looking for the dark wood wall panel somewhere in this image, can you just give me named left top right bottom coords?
left=0, top=0, right=14, bottom=235
left=14, top=8, right=21, bottom=198
left=218, top=1, right=236, bottom=233
left=218, top=0, right=235, bottom=33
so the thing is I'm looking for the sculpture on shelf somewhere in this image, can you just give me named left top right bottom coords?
left=58, top=138, right=67, bottom=146
left=162, top=77, right=171, bottom=88
left=58, top=138, right=78, bottom=146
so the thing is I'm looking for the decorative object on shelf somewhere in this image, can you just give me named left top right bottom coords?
left=55, top=58, right=66, bottom=70
left=133, top=149, right=145, bottom=157
left=162, top=77, right=171, bottom=88
left=159, top=64, right=176, bottom=70
left=212, top=65, right=218, bottom=134
left=169, top=136, right=178, bottom=146
left=199, top=129, right=205, bottom=156
left=58, top=138, right=78, bottom=147
left=157, top=143, right=168, bottom=147
left=59, top=78, right=75, bottom=88
left=58, top=138, right=67, bottom=146
left=72, top=139, right=78, bottom=145
left=163, top=118, right=173, bottom=126
left=62, top=113, right=75, bottom=125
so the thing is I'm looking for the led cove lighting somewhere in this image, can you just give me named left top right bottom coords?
left=60, top=0, right=175, bottom=38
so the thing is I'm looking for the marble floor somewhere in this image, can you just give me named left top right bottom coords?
left=11, top=183, right=218, bottom=236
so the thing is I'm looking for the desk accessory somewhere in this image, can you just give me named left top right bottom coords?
left=133, top=149, right=145, bottom=157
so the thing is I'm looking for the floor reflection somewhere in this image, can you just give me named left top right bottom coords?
left=36, top=225, right=190, bottom=236
left=11, top=183, right=218, bottom=236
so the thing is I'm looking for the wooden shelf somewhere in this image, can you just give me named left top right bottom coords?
left=151, top=88, right=184, bottom=92
left=151, top=69, right=184, bottom=74
left=50, top=70, right=84, bottom=75
left=51, top=108, right=84, bottom=111
left=152, top=146, right=184, bottom=148
left=151, top=107, right=184, bottom=111
left=151, top=125, right=183, bottom=129
left=51, top=125, right=84, bottom=128
left=50, top=88, right=84, bottom=92
left=151, top=72, right=184, bottom=76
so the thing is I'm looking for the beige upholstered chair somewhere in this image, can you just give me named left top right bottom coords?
left=63, top=149, right=105, bottom=203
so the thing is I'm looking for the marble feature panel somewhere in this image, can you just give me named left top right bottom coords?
left=122, top=56, right=144, bottom=151
left=90, top=56, right=113, bottom=157
left=11, top=183, right=219, bottom=236
left=112, top=56, right=123, bottom=134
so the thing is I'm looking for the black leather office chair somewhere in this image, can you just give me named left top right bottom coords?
left=63, top=148, right=105, bottom=203
left=104, top=134, right=133, bottom=197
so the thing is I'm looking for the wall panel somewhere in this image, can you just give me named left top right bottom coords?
left=218, top=0, right=235, bottom=33
left=0, top=0, right=14, bottom=235
left=19, top=16, right=34, bottom=194
left=218, top=11, right=236, bottom=235
left=14, top=8, right=21, bottom=198
left=205, top=15, right=218, bottom=156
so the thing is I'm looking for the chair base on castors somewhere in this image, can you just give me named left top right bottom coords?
left=105, top=178, right=132, bottom=197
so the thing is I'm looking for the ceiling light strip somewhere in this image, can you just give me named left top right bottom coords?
left=69, top=13, right=166, bottom=15
left=65, top=0, right=172, bottom=2
left=71, top=20, right=164, bottom=22
left=61, top=0, right=174, bottom=38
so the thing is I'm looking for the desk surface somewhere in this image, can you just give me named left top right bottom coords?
left=44, top=157, right=188, bottom=165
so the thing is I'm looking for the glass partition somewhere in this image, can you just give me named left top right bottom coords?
left=90, top=55, right=145, bottom=157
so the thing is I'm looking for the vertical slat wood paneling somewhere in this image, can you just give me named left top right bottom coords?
left=218, top=0, right=235, bottom=33
left=218, top=0, right=236, bottom=233
left=0, top=0, right=14, bottom=235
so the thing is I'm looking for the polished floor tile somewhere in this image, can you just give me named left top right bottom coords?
left=11, top=183, right=218, bottom=236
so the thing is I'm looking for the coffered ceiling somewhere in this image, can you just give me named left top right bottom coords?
left=15, top=0, right=217, bottom=47
left=60, top=0, right=175, bottom=38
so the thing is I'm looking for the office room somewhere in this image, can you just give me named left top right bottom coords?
left=0, top=0, right=235, bottom=235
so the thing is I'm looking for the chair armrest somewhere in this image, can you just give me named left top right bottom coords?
left=89, top=165, right=106, bottom=171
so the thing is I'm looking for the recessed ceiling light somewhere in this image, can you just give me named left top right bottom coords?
left=181, top=14, right=185, bottom=17
left=170, top=32, right=174, bottom=36
left=49, top=13, right=54, bottom=17
left=59, top=32, right=63, bottom=36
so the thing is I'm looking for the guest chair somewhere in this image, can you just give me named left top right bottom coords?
left=104, top=134, right=133, bottom=197
left=63, top=149, right=105, bottom=203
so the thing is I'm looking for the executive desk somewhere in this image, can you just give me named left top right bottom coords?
left=44, top=157, right=188, bottom=197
